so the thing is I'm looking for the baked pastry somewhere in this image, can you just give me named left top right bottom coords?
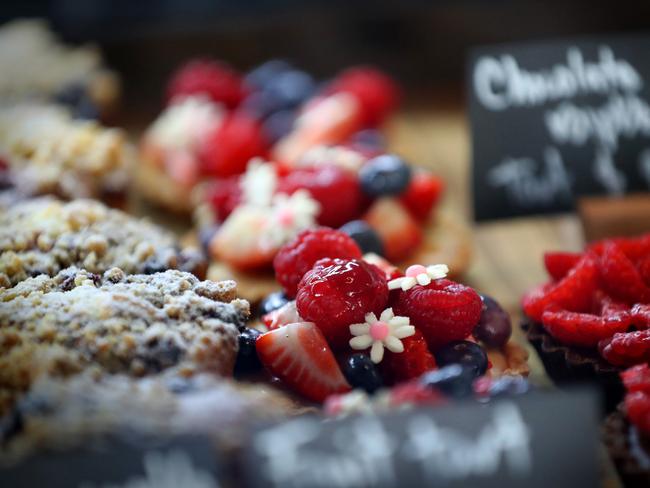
left=521, top=233, right=650, bottom=411
left=0, top=197, right=205, bottom=287
left=0, top=266, right=248, bottom=415
left=0, top=105, right=132, bottom=204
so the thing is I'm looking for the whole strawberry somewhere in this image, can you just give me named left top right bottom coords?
left=296, top=258, right=388, bottom=350
left=392, top=278, right=482, bottom=350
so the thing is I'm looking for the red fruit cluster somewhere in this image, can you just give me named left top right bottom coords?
left=524, top=233, right=650, bottom=362
left=621, top=364, right=650, bottom=435
left=379, top=329, right=437, bottom=385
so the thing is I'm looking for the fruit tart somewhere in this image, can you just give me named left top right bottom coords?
left=522, top=233, right=650, bottom=411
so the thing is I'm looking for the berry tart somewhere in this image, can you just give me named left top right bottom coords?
left=232, top=228, right=528, bottom=406
left=522, top=233, right=650, bottom=411
left=604, top=363, right=650, bottom=486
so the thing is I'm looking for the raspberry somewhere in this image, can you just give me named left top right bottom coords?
left=204, top=176, right=241, bottom=221
left=273, top=228, right=362, bottom=298
left=621, top=364, right=650, bottom=394
left=637, top=256, right=650, bottom=287
left=598, top=242, right=650, bottom=304
left=392, top=279, right=482, bottom=350
left=277, top=164, right=364, bottom=228
left=543, top=252, right=583, bottom=281
left=379, top=329, right=437, bottom=385
left=625, top=391, right=650, bottom=435
left=631, top=304, right=650, bottom=329
left=589, top=234, right=650, bottom=262
left=541, top=308, right=631, bottom=347
left=599, top=329, right=650, bottom=366
left=399, top=171, right=444, bottom=221
left=296, top=258, right=388, bottom=350
left=522, top=254, right=599, bottom=322
left=329, top=67, right=399, bottom=126
left=166, top=59, right=247, bottom=108
left=199, top=113, right=268, bottom=177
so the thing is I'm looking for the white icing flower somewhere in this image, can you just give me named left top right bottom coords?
left=387, top=264, right=449, bottom=291
left=349, top=308, right=416, bottom=364
left=260, top=190, right=320, bottom=249
left=241, top=158, right=278, bottom=207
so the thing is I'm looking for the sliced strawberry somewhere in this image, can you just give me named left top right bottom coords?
left=399, top=171, right=444, bottom=222
left=541, top=308, right=631, bottom=347
left=598, top=243, right=650, bottom=305
left=522, top=254, right=599, bottom=322
left=262, top=301, right=301, bottom=330
left=363, top=198, right=423, bottom=262
left=543, top=252, right=583, bottom=281
left=362, top=252, right=403, bottom=281
left=256, top=322, right=351, bottom=403
left=379, top=329, right=437, bottom=385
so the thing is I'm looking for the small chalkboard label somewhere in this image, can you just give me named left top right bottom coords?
left=468, top=35, right=650, bottom=221
left=243, top=390, right=598, bottom=488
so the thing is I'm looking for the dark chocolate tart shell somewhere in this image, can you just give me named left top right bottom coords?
left=603, top=405, right=650, bottom=487
left=522, top=318, right=623, bottom=412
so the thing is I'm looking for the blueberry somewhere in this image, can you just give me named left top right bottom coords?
left=262, top=109, right=296, bottom=144
left=434, top=340, right=488, bottom=378
left=258, top=291, right=290, bottom=317
left=488, top=376, right=531, bottom=398
left=245, top=59, right=294, bottom=90
left=198, top=224, right=219, bottom=256
left=419, top=364, right=475, bottom=398
left=234, top=327, right=262, bottom=375
left=343, top=353, right=383, bottom=394
left=263, top=70, right=315, bottom=109
left=359, top=154, right=412, bottom=197
left=474, top=294, right=512, bottom=348
left=339, top=220, right=384, bottom=256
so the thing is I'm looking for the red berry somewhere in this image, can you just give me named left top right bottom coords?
left=541, top=308, right=631, bottom=348
left=277, top=165, right=364, bottom=228
left=256, top=322, right=351, bottom=403
left=362, top=253, right=403, bottom=281
left=392, top=279, right=482, bottom=350
left=273, top=228, right=362, bottom=298
left=621, top=364, right=650, bottom=395
left=625, top=390, right=650, bottom=435
left=543, top=252, right=583, bottom=281
left=599, top=329, right=650, bottom=366
left=637, top=256, right=650, bottom=287
left=204, top=176, right=242, bottom=221
left=166, top=59, right=247, bottom=108
left=631, top=304, right=650, bottom=329
left=588, top=234, right=650, bottom=262
left=379, top=329, right=437, bottom=385
left=262, top=301, right=301, bottom=330
left=598, top=242, right=650, bottom=304
left=363, top=198, right=423, bottom=262
left=522, top=254, right=599, bottom=322
left=296, top=258, right=389, bottom=350
left=399, top=171, right=444, bottom=221
left=199, top=113, right=268, bottom=177
left=329, top=67, right=399, bottom=126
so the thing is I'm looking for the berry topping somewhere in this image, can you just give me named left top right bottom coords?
left=329, top=67, right=399, bottom=126
left=262, top=69, right=316, bottom=111
left=296, top=258, right=389, bottom=350
left=543, top=252, right=583, bottom=281
left=339, top=220, right=384, bottom=256
left=261, top=300, right=302, bottom=330
left=363, top=197, right=423, bottom=262
left=273, top=228, right=362, bottom=298
left=167, top=59, right=247, bottom=108
left=258, top=291, right=291, bottom=317
left=473, top=294, right=512, bottom=348
left=399, top=171, right=444, bottom=221
left=204, top=176, right=242, bottom=221
left=621, top=363, right=650, bottom=394
left=256, top=322, right=351, bottom=403
left=362, top=253, right=403, bottom=281
left=359, top=154, right=412, bottom=197
left=434, top=340, right=488, bottom=378
left=277, top=164, right=364, bottom=228
left=234, top=327, right=262, bottom=375
left=342, top=353, right=384, bottom=394
left=388, top=263, right=449, bottom=291
left=621, top=364, right=650, bottom=434
left=348, top=308, right=416, bottom=364
left=542, top=308, right=631, bottom=348
left=419, top=364, right=475, bottom=399
left=597, top=242, right=650, bottom=305
left=244, top=59, right=293, bottom=90
left=599, top=329, right=650, bottom=366
left=392, top=278, right=482, bottom=350
left=378, top=329, right=437, bottom=385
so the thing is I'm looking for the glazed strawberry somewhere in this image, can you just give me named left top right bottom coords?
left=621, top=363, right=650, bottom=394
left=392, top=278, right=482, bottom=350
left=273, top=228, right=362, bottom=298
left=277, top=165, right=364, bottom=228
left=256, top=322, right=351, bottom=403
left=200, top=113, right=268, bottom=177
left=399, top=171, right=444, bottom=221
left=522, top=254, right=599, bottom=322
left=379, top=329, right=437, bottom=385
left=166, top=59, right=247, bottom=108
left=541, top=308, right=631, bottom=347
left=543, top=252, right=583, bottom=281
left=296, top=258, right=389, bottom=350
left=329, top=67, right=399, bottom=126
left=599, top=329, right=650, bottom=366
left=262, top=301, right=301, bottom=330
left=598, top=243, right=650, bottom=304
left=364, top=198, right=423, bottom=262
left=204, top=176, right=242, bottom=221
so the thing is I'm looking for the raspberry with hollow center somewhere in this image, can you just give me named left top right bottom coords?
left=296, top=258, right=388, bottom=350
left=599, top=329, right=650, bottom=366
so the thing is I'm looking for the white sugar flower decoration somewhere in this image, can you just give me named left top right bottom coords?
left=241, top=158, right=277, bottom=207
left=388, top=264, right=449, bottom=291
left=349, top=308, right=416, bottom=364
left=261, top=190, right=320, bottom=248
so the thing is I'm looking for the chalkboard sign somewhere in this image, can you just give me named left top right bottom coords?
left=243, top=390, right=599, bottom=488
left=468, top=35, right=650, bottom=221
